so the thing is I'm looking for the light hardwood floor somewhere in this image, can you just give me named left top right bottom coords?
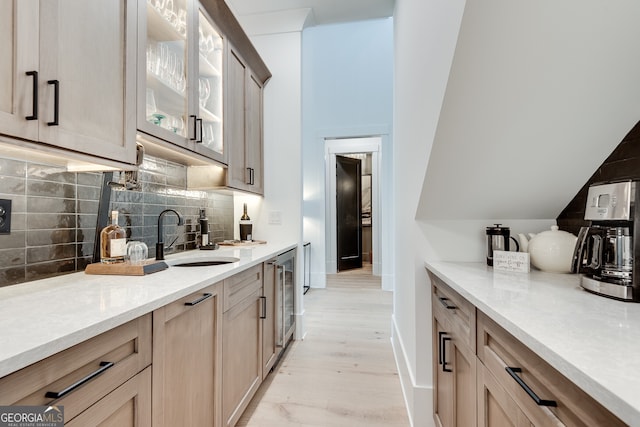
left=237, top=267, right=409, bottom=426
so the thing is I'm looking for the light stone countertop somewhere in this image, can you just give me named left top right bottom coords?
left=425, top=261, right=640, bottom=426
left=0, top=242, right=297, bottom=379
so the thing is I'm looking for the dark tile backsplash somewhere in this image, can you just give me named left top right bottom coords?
left=557, top=119, right=640, bottom=235
left=0, top=155, right=234, bottom=287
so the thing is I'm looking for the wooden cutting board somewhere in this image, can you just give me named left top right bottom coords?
left=84, top=260, right=168, bottom=276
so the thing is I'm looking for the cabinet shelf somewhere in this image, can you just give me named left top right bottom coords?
left=199, top=53, right=222, bottom=77
left=200, top=106, right=221, bottom=123
left=147, top=2, right=185, bottom=43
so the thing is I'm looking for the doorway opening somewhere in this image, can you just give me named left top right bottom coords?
left=325, top=137, right=381, bottom=278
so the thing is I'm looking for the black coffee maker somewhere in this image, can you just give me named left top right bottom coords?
left=572, top=181, right=639, bottom=301
left=486, top=224, right=519, bottom=266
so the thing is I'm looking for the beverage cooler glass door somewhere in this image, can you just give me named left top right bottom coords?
left=276, top=249, right=296, bottom=348
left=143, top=0, right=189, bottom=145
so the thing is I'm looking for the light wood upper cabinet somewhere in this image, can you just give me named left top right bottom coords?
left=138, top=0, right=226, bottom=164
left=0, top=0, right=38, bottom=142
left=0, top=0, right=137, bottom=166
left=152, top=283, right=222, bottom=427
left=226, top=45, right=265, bottom=194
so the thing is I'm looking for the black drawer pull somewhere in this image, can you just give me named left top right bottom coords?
left=47, top=79, right=59, bottom=126
left=506, top=367, right=557, bottom=407
left=442, top=336, right=452, bottom=372
left=438, top=296, right=456, bottom=310
left=25, top=71, right=38, bottom=120
left=260, top=296, right=267, bottom=319
left=45, top=361, right=114, bottom=399
left=185, top=293, right=212, bottom=306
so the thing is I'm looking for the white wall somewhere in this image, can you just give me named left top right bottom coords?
left=301, top=19, right=394, bottom=289
left=419, top=0, right=640, bottom=222
left=230, top=13, right=306, bottom=337
left=394, top=1, right=640, bottom=426
left=392, top=0, right=467, bottom=425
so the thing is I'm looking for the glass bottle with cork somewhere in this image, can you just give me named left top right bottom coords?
left=100, top=210, right=126, bottom=263
left=239, top=203, right=252, bottom=241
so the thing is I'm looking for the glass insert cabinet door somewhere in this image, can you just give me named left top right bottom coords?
left=194, top=6, right=223, bottom=161
left=139, top=0, right=225, bottom=164
left=140, top=0, right=189, bottom=147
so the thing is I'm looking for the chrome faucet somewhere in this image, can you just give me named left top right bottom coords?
left=156, top=209, right=184, bottom=260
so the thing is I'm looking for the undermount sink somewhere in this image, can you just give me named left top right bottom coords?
left=171, top=257, right=240, bottom=267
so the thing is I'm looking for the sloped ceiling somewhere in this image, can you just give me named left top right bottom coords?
left=417, top=0, right=640, bottom=220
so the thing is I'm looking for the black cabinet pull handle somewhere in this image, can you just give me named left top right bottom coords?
left=25, top=71, right=38, bottom=120
left=196, top=118, right=203, bottom=143
left=246, top=167, right=253, bottom=185
left=47, top=79, right=59, bottom=126
left=442, top=336, right=452, bottom=372
left=251, top=168, right=255, bottom=185
left=260, top=296, right=267, bottom=319
left=438, top=296, right=456, bottom=310
left=185, top=293, right=212, bottom=306
left=189, top=114, right=197, bottom=140
left=506, top=367, right=557, bottom=407
left=437, top=331, right=446, bottom=365
left=45, top=361, right=114, bottom=399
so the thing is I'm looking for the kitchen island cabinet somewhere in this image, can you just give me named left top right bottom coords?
left=152, top=283, right=223, bottom=427
left=426, top=263, right=629, bottom=426
left=0, top=0, right=137, bottom=168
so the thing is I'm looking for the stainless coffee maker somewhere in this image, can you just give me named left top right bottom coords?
left=572, top=181, right=639, bottom=301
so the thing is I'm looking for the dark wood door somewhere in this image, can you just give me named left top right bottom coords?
left=336, top=155, right=362, bottom=271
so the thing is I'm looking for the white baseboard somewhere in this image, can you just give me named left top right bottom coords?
left=391, top=316, right=435, bottom=427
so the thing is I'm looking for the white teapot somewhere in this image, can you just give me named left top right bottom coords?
left=518, top=226, right=577, bottom=273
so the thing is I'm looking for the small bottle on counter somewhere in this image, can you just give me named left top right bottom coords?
left=239, top=203, right=252, bottom=241
left=199, top=208, right=210, bottom=247
left=100, top=210, right=126, bottom=264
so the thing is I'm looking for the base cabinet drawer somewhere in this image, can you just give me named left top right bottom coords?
left=66, top=366, right=151, bottom=427
left=0, top=314, right=151, bottom=422
left=477, top=310, right=625, bottom=427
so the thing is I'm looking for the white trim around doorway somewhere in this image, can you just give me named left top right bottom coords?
left=325, top=136, right=382, bottom=277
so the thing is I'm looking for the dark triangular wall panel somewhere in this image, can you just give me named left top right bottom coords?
left=557, top=120, right=640, bottom=235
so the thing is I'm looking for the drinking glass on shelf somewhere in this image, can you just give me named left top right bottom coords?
left=170, top=116, right=185, bottom=135
left=146, top=42, right=158, bottom=75
left=151, top=0, right=165, bottom=11
left=177, top=8, right=187, bottom=37
left=146, top=89, right=165, bottom=126
left=203, top=123, right=214, bottom=144
left=158, top=43, right=169, bottom=81
left=163, top=0, right=175, bottom=22
left=199, top=78, right=210, bottom=108
left=176, top=59, right=186, bottom=93
left=167, top=51, right=177, bottom=89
